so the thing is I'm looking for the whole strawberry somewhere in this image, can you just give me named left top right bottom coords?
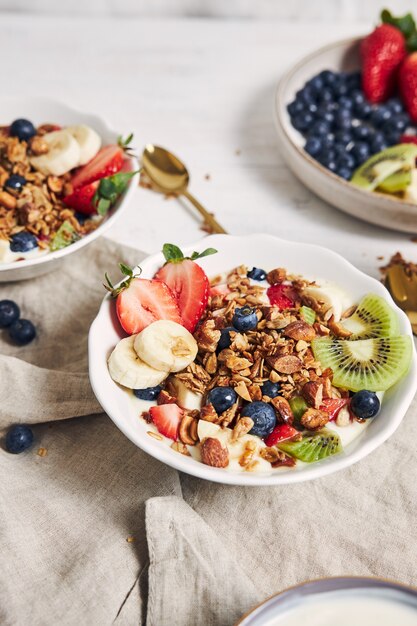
left=399, top=52, right=417, bottom=122
left=361, top=23, right=406, bottom=103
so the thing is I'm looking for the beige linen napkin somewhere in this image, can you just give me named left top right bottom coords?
left=1, top=237, right=417, bottom=626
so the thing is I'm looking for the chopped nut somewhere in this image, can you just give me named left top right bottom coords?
left=301, top=381, right=323, bottom=409
left=239, top=439, right=257, bottom=467
left=234, top=380, right=252, bottom=402
left=266, top=268, right=286, bottom=284
left=30, top=135, right=49, bottom=156
left=200, top=403, right=219, bottom=423
left=203, top=352, right=218, bottom=374
left=232, top=416, right=254, bottom=441
left=37, top=447, right=48, bottom=457
left=179, top=414, right=199, bottom=445
left=157, top=390, right=177, bottom=405
left=271, top=451, right=296, bottom=468
left=171, top=441, right=191, bottom=455
left=327, top=316, right=352, bottom=338
left=341, top=305, right=357, bottom=319
left=271, top=396, right=294, bottom=424
left=260, top=447, right=281, bottom=463
left=225, top=355, right=252, bottom=372
left=220, top=401, right=239, bottom=427
left=314, top=323, right=331, bottom=336
left=147, top=430, right=163, bottom=441
left=195, top=319, right=221, bottom=352
left=201, top=437, right=229, bottom=467
left=248, top=384, right=262, bottom=401
left=283, top=320, right=316, bottom=342
left=268, top=355, right=302, bottom=374
left=0, top=190, right=17, bottom=210
left=300, top=408, right=329, bottom=430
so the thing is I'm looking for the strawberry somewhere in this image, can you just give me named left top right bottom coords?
left=320, top=398, right=349, bottom=422
left=71, top=144, right=124, bottom=189
left=361, top=23, right=406, bottom=103
left=267, top=284, right=295, bottom=310
left=265, top=423, right=300, bottom=447
left=209, top=284, right=231, bottom=299
left=154, top=243, right=217, bottom=332
left=399, top=134, right=417, bottom=144
left=149, top=404, right=183, bottom=440
left=399, top=52, right=417, bottom=122
left=63, top=181, right=99, bottom=215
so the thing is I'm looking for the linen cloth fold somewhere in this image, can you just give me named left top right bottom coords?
left=1, top=237, right=417, bottom=626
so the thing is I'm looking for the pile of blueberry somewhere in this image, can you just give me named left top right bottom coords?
left=287, top=69, right=413, bottom=180
left=0, top=299, right=36, bottom=345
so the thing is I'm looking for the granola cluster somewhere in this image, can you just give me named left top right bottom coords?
left=0, top=125, right=97, bottom=249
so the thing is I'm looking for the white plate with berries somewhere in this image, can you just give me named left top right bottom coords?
left=88, top=234, right=417, bottom=486
left=0, top=97, right=138, bottom=282
left=275, top=10, right=417, bottom=233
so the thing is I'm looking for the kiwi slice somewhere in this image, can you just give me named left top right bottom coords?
left=311, top=336, right=412, bottom=391
left=341, top=294, right=399, bottom=339
left=351, top=144, right=417, bottom=191
left=377, top=168, right=412, bottom=193
left=278, top=429, right=342, bottom=463
left=300, top=305, right=316, bottom=325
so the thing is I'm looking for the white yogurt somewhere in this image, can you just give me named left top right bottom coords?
left=264, top=589, right=417, bottom=626
left=0, top=239, right=49, bottom=264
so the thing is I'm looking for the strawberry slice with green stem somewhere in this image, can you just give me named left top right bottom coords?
left=154, top=243, right=217, bottom=332
left=104, top=263, right=182, bottom=335
left=71, top=134, right=135, bottom=189
left=64, top=169, right=139, bottom=216
left=149, top=404, right=183, bottom=440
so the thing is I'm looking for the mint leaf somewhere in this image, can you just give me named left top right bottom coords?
left=98, top=178, right=117, bottom=199
left=118, top=133, right=134, bottom=150
left=96, top=198, right=111, bottom=216
left=103, top=263, right=142, bottom=297
left=381, top=9, right=416, bottom=38
left=119, top=263, right=134, bottom=277
left=162, top=243, right=184, bottom=262
left=190, top=247, right=217, bottom=260
left=50, top=220, right=80, bottom=251
left=407, top=31, right=417, bottom=51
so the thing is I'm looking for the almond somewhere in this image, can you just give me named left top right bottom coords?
left=271, top=396, right=294, bottom=424
left=157, top=390, right=177, bottom=405
left=300, top=408, right=329, bottom=430
left=327, top=316, right=353, bottom=338
left=283, top=320, right=316, bottom=342
left=301, top=381, right=323, bottom=409
left=200, top=403, right=219, bottom=423
left=266, top=268, right=286, bottom=285
left=200, top=437, right=229, bottom=468
left=179, top=414, right=199, bottom=446
left=268, top=355, right=303, bottom=374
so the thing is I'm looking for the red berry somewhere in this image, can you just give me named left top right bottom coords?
left=116, top=278, right=182, bottom=335
left=155, top=259, right=209, bottom=332
left=71, top=145, right=124, bottom=189
left=265, top=423, right=300, bottom=447
left=399, top=134, right=417, bottom=144
left=149, top=404, right=183, bottom=440
left=267, top=284, right=294, bottom=310
left=63, top=181, right=99, bottom=215
left=320, top=398, right=349, bottom=422
left=399, top=52, right=417, bottom=122
left=361, top=23, right=406, bottom=103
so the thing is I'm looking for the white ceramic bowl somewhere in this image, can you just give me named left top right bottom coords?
left=0, top=97, right=138, bottom=282
left=274, top=37, right=417, bottom=233
left=88, top=234, right=417, bottom=486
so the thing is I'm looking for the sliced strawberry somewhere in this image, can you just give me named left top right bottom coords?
left=149, top=404, right=183, bottom=440
left=399, top=134, right=417, bottom=145
left=267, top=284, right=295, bottom=310
left=209, top=284, right=230, bottom=299
left=71, top=145, right=124, bottom=189
left=63, top=181, right=99, bottom=215
left=265, top=423, right=300, bottom=447
left=361, top=23, right=406, bottom=103
left=320, top=398, right=349, bottom=422
left=155, top=259, right=209, bottom=332
left=116, top=278, right=182, bottom=335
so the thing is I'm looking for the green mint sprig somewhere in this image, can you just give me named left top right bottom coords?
left=162, top=243, right=217, bottom=264
left=104, top=263, right=142, bottom=297
left=93, top=169, right=140, bottom=216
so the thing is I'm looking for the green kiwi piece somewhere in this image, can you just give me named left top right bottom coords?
left=340, top=294, right=399, bottom=339
left=300, top=305, right=316, bottom=325
left=351, top=144, right=417, bottom=191
left=289, top=396, right=308, bottom=422
left=311, top=336, right=412, bottom=391
left=377, top=168, right=412, bottom=193
left=278, top=429, right=342, bottom=463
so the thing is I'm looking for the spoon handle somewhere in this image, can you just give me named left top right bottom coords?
left=182, top=189, right=227, bottom=234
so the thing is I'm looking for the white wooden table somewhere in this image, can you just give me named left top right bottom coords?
left=3, top=15, right=417, bottom=278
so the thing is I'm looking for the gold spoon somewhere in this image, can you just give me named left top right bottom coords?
left=142, top=144, right=227, bottom=234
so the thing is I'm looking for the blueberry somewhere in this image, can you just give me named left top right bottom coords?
left=242, top=401, right=277, bottom=438
left=334, top=130, right=353, bottom=146
left=319, top=88, right=334, bottom=104
left=386, top=115, right=408, bottom=133
left=0, top=299, right=20, bottom=327
left=351, top=90, right=365, bottom=106
left=75, top=212, right=88, bottom=225
left=9, top=231, right=38, bottom=253
left=319, top=70, right=338, bottom=86
left=133, top=385, right=162, bottom=401
left=371, top=132, right=388, bottom=153
left=305, top=102, right=318, bottom=116
left=346, top=71, right=361, bottom=90
left=292, top=112, right=314, bottom=132
left=352, top=124, right=373, bottom=140
left=337, top=166, right=353, bottom=180
left=217, top=327, right=234, bottom=352
left=5, top=424, right=34, bottom=454
left=306, top=75, right=324, bottom=93
left=334, top=83, right=349, bottom=98
left=338, top=95, right=353, bottom=109
left=310, top=120, right=331, bottom=137
left=327, top=160, right=338, bottom=173
left=350, top=390, right=380, bottom=419
left=247, top=267, right=266, bottom=281
left=296, top=87, right=315, bottom=105
left=385, top=131, right=402, bottom=146
left=387, top=98, right=404, bottom=114
left=354, top=101, right=373, bottom=119
left=287, top=100, right=304, bottom=117
left=350, top=141, right=370, bottom=164
left=370, top=107, right=392, bottom=126
left=207, top=386, right=237, bottom=413
left=8, top=319, right=36, bottom=345
left=261, top=381, right=281, bottom=398
left=317, top=110, right=335, bottom=126
left=9, top=118, right=36, bottom=142
left=321, top=133, right=335, bottom=149
left=5, top=174, right=27, bottom=192
left=232, top=306, right=258, bottom=332
left=337, top=153, right=356, bottom=169
left=334, top=114, right=352, bottom=131
left=305, top=136, right=322, bottom=156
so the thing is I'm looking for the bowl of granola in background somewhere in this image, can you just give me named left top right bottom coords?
left=0, top=97, right=138, bottom=282
left=88, top=234, right=417, bottom=486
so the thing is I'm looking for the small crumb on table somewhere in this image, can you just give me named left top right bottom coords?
left=126, top=536, right=136, bottom=543
left=37, top=447, right=48, bottom=457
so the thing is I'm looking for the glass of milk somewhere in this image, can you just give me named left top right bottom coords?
left=237, top=577, right=417, bottom=626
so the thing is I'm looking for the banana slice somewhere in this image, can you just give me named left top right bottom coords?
left=66, top=125, right=101, bottom=165
left=169, top=377, right=203, bottom=410
left=108, top=335, right=168, bottom=389
left=134, top=320, right=198, bottom=373
left=302, top=285, right=350, bottom=322
left=30, top=130, right=81, bottom=176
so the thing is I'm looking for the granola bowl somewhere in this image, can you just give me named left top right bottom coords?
left=88, top=234, right=417, bottom=486
left=0, top=97, right=138, bottom=282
